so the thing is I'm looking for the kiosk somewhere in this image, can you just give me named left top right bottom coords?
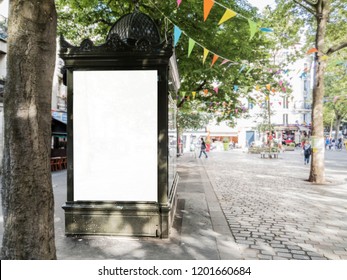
left=60, top=9, right=180, bottom=238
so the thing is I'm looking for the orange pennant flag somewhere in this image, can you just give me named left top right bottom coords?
left=218, top=9, right=237, bottom=25
left=266, top=84, right=271, bottom=90
left=204, top=0, right=215, bottom=21
left=211, top=54, right=219, bottom=67
left=307, top=48, right=318, bottom=54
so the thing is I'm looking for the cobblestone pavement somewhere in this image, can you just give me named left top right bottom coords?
left=201, top=148, right=347, bottom=260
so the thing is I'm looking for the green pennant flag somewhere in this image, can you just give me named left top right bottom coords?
left=248, top=19, right=257, bottom=40
left=188, top=38, right=196, bottom=57
left=246, top=67, right=253, bottom=75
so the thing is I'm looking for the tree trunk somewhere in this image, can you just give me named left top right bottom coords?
left=1, top=1, right=57, bottom=259
left=334, top=115, right=341, bottom=140
left=309, top=0, right=330, bottom=184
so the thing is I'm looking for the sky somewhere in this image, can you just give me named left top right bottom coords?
left=247, top=0, right=276, bottom=11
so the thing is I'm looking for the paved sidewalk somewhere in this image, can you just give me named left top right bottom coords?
left=50, top=153, right=242, bottom=260
left=1, top=148, right=346, bottom=260
left=201, top=148, right=347, bottom=260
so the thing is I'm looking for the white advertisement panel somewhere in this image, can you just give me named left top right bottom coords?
left=73, top=70, right=158, bottom=201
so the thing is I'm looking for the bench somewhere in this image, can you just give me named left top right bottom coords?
left=260, top=152, right=279, bottom=159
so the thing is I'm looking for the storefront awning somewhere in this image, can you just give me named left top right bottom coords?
left=52, top=111, right=67, bottom=124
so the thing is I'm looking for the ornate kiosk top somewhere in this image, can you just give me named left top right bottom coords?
left=60, top=10, right=173, bottom=58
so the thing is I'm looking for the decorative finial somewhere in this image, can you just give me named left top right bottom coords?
left=132, top=0, right=140, bottom=11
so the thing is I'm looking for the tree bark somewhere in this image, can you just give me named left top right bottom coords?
left=309, top=0, right=330, bottom=184
left=1, top=0, right=57, bottom=259
left=334, top=115, right=341, bottom=141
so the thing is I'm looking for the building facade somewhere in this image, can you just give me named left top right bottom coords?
left=237, top=57, right=313, bottom=148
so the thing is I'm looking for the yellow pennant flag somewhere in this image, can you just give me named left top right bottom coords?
left=211, top=54, right=219, bottom=67
left=218, top=9, right=237, bottom=25
left=192, top=91, right=196, bottom=99
left=203, top=48, right=209, bottom=64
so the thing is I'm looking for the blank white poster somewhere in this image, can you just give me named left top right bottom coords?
left=73, top=70, right=158, bottom=201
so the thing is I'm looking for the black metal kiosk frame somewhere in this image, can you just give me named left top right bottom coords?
left=60, top=10, right=179, bottom=238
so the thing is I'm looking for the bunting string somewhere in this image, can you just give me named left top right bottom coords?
left=147, top=0, right=278, bottom=70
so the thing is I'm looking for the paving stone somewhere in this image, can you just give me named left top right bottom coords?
left=290, top=250, right=306, bottom=255
left=310, top=256, right=328, bottom=260
left=277, top=252, right=292, bottom=258
left=292, top=254, right=310, bottom=260
left=257, top=254, right=273, bottom=260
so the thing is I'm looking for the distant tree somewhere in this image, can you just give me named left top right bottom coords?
left=324, top=60, right=347, bottom=138
left=272, top=0, right=347, bottom=183
left=1, top=0, right=57, bottom=259
left=177, top=100, right=213, bottom=132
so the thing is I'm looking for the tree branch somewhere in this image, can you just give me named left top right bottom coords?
left=177, top=80, right=207, bottom=108
left=293, top=0, right=316, bottom=15
left=302, top=0, right=318, bottom=6
left=326, top=41, right=347, bottom=55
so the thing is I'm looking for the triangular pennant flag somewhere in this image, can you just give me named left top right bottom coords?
left=307, top=47, right=318, bottom=54
left=248, top=19, right=257, bottom=40
left=192, top=91, right=196, bottom=99
left=260, top=27, right=273, bottom=32
left=255, top=85, right=260, bottom=91
left=239, top=64, right=246, bottom=73
left=220, top=59, right=230, bottom=66
left=174, top=26, right=182, bottom=47
left=234, top=85, right=239, bottom=91
left=213, top=87, right=219, bottom=93
left=188, top=38, right=196, bottom=57
left=218, top=9, right=237, bottom=25
left=203, top=48, right=209, bottom=64
left=266, top=84, right=271, bottom=90
left=177, top=0, right=182, bottom=7
left=246, top=67, right=253, bottom=75
left=204, top=0, right=214, bottom=21
left=211, top=54, right=219, bottom=67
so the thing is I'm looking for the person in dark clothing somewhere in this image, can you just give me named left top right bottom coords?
left=199, top=138, right=208, bottom=158
left=303, top=140, right=312, bottom=165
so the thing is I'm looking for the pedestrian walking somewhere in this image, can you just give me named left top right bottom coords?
left=337, top=138, right=343, bottom=150
left=303, top=140, right=312, bottom=165
left=198, top=138, right=208, bottom=158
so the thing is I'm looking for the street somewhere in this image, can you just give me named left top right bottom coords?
left=200, top=148, right=347, bottom=259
